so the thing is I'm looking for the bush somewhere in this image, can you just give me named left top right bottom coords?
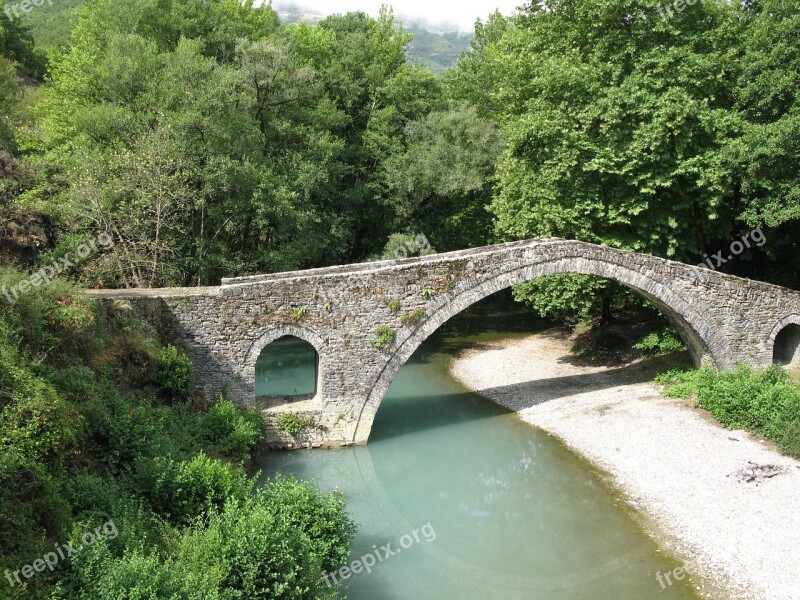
left=155, top=345, right=193, bottom=399
left=133, top=453, right=252, bottom=527
left=71, top=548, right=189, bottom=600
left=70, top=478, right=352, bottom=600
left=658, top=365, right=800, bottom=458
left=276, top=413, right=316, bottom=436
left=199, top=398, right=265, bottom=462
left=0, top=267, right=94, bottom=361
left=183, top=494, right=334, bottom=600
left=633, top=326, right=686, bottom=356
left=259, top=475, right=356, bottom=571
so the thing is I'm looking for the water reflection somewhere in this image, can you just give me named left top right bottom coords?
left=255, top=335, right=317, bottom=397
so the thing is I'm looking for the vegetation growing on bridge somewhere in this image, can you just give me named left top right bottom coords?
left=400, top=307, right=427, bottom=326
left=374, top=325, right=397, bottom=349
left=276, top=412, right=318, bottom=436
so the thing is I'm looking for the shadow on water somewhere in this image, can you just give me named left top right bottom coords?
left=369, top=390, right=508, bottom=443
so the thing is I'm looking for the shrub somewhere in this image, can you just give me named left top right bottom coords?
left=155, top=345, right=193, bottom=399
left=276, top=413, right=316, bottom=436
left=133, top=453, right=252, bottom=526
left=181, top=493, right=335, bottom=600
left=373, top=325, right=396, bottom=349
left=259, top=475, right=356, bottom=571
left=658, top=365, right=800, bottom=458
left=387, top=299, right=401, bottom=314
left=399, top=307, right=426, bottom=326
left=655, top=368, right=704, bottom=398
left=0, top=267, right=94, bottom=361
left=199, top=398, right=264, bottom=462
left=633, top=326, right=685, bottom=356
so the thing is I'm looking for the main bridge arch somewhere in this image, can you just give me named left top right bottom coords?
left=352, top=253, right=714, bottom=444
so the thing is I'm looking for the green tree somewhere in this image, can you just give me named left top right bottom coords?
left=449, top=0, right=800, bottom=317
left=729, top=0, right=800, bottom=287
left=0, top=0, right=45, bottom=77
left=383, top=106, right=505, bottom=250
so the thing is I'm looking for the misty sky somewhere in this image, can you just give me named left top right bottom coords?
left=274, top=1, right=523, bottom=32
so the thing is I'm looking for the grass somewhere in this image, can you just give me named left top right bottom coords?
left=656, top=365, right=800, bottom=458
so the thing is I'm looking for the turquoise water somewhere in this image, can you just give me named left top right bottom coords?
left=258, top=299, right=699, bottom=599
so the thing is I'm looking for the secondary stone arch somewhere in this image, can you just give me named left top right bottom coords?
left=770, top=314, right=800, bottom=366
left=352, top=255, right=716, bottom=444
left=240, top=324, right=327, bottom=402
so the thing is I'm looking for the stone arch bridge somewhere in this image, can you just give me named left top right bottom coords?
left=89, top=239, right=800, bottom=448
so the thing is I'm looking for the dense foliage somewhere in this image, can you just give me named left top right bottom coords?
left=447, top=0, right=800, bottom=318
left=0, top=268, right=355, bottom=599
left=657, top=366, right=800, bottom=458
left=3, top=0, right=499, bottom=288
left=1, top=0, right=795, bottom=313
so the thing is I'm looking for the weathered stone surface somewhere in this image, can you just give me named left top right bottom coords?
left=87, top=238, right=800, bottom=447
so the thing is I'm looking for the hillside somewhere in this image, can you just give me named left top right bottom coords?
left=18, top=0, right=471, bottom=73
left=16, top=0, right=83, bottom=48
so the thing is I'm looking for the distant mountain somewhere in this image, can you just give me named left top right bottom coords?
left=18, top=0, right=472, bottom=74
left=275, top=3, right=472, bottom=74
left=274, top=3, right=325, bottom=25
left=402, top=23, right=471, bottom=74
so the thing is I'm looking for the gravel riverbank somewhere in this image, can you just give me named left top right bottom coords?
left=450, top=330, right=800, bottom=600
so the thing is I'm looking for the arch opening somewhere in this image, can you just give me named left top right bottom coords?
left=255, top=335, right=319, bottom=401
left=773, top=324, right=800, bottom=367
left=353, top=262, right=715, bottom=444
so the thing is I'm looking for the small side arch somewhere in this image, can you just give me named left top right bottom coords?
left=770, top=314, right=800, bottom=367
left=240, top=324, right=326, bottom=404
left=353, top=255, right=716, bottom=443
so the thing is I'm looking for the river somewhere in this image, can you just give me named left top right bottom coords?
left=257, top=297, right=699, bottom=599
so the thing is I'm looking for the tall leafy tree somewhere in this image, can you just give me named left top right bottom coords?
left=450, top=0, right=799, bottom=318
left=383, top=106, right=505, bottom=250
